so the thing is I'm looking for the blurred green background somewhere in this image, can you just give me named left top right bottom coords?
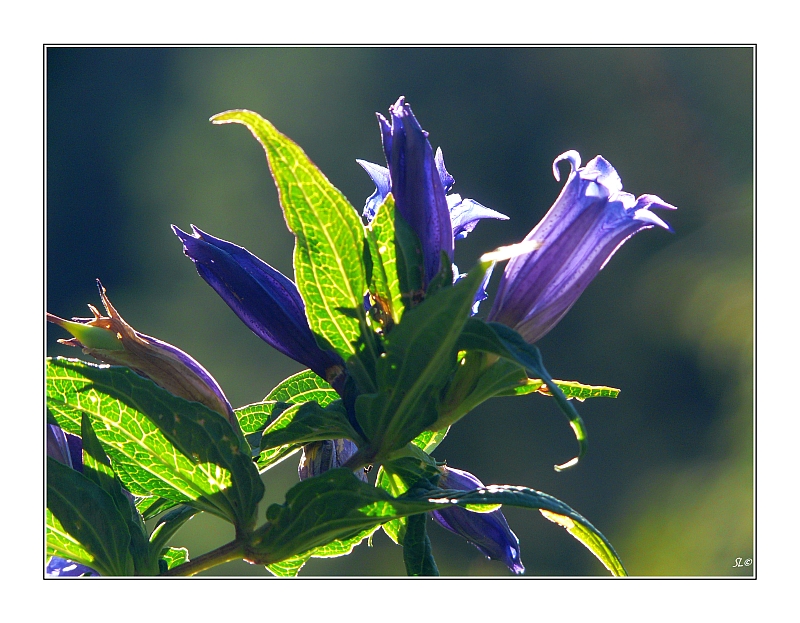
left=46, top=47, right=753, bottom=577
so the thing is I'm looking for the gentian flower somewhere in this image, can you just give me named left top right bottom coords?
left=298, top=439, right=367, bottom=482
left=173, top=226, right=364, bottom=483
left=359, top=98, right=507, bottom=312
left=173, top=225, right=345, bottom=390
left=489, top=150, right=676, bottom=344
left=47, top=281, right=238, bottom=429
left=361, top=98, right=506, bottom=287
left=46, top=425, right=99, bottom=577
left=431, top=465, right=524, bottom=574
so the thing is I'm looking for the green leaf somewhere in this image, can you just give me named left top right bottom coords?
left=211, top=110, right=367, bottom=363
left=259, top=400, right=363, bottom=451
left=502, top=378, right=621, bottom=401
left=365, top=194, right=404, bottom=326
left=403, top=514, right=439, bottom=576
left=376, top=446, right=441, bottom=545
left=249, top=469, right=434, bottom=565
left=355, top=262, right=490, bottom=456
left=456, top=319, right=588, bottom=471
left=411, top=427, right=450, bottom=454
left=149, top=505, right=199, bottom=557
left=46, top=508, right=95, bottom=570
left=427, top=485, right=627, bottom=577
left=250, top=469, right=624, bottom=576
left=264, top=369, right=339, bottom=405
left=159, top=547, right=189, bottom=571
left=238, top=370, right=342, bottom=466
left=47, top=457, right=135, bottom=576
left=46, top=357, right=264, bottom=530
left=80, top=412, right=155, bottom=575
left=265, top=526, right=379, bottom=577
left=135, top=496, right=180, bottom=520
left=438, top=354, right=528, bottom=430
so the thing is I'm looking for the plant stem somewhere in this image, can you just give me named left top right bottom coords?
left=161, top=538, right=246, bottom=576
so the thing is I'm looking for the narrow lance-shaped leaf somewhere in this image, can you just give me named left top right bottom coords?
left=211, top=110, right=368, bottom=364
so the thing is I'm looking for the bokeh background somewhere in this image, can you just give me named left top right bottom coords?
left=46, top=47, right=753, bottom=577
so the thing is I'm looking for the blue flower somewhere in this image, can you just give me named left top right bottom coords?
left=298, top=439, right=367, bottom=482
left=173, top=225, right=346, bottom=390
left=431, top=465, right=524, bottom=575
left=360, top=97, right=507, bottom=290
left=46, top=556, right=99, bottom=577
left=488, top=150, right=676, bottom=343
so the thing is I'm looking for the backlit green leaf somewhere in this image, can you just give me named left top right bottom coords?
left=211, top=110, right=367, bottom=363
left=47, top=457, right=135, bottom=576
left=46, top=357, right=264, bottom=529
left=365, top=194, right=404, bottom=326
left=80, top=412, right=155, bottom=575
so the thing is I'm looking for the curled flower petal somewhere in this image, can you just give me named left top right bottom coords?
left=489, top=152, right=675, bottom=344
left=448, top=195, right=509, bottom=241
left=431, top=466, right=524, bottom=574
left=434, top=147, right=455, bottom=193
left=356, top=159, right=391, bottom=223
left=173, top=225, right=345, bottom=389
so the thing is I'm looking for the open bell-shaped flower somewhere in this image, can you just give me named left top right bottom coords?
left=431, top=465, right=524, bottom=575
left=47, top=281, right=238, bottom=429
left=488, top=150, right=676, bottom=343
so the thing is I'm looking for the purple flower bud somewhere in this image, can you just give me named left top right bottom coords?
left=377, top=97, right=454, bottom=286
left=489, top=151, right=676, bottom=343
left=173, top=225, right=346, bottom=390
left=47, top=281, right=238, bottom=429
left=431, top=465, right=524, bottom=574
left=297, top=438, right=367, bottom=482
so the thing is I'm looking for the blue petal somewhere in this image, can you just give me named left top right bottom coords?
left=448, top=195, right=509, bottom=241
left=46, top=556, right=99, bottom=577
left=356, top=159, right=391, bottom=224
left=434, top=147, right=455, bottom=193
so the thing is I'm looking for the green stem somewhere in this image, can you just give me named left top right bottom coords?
left=161, top=538, right=246, bottom=576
